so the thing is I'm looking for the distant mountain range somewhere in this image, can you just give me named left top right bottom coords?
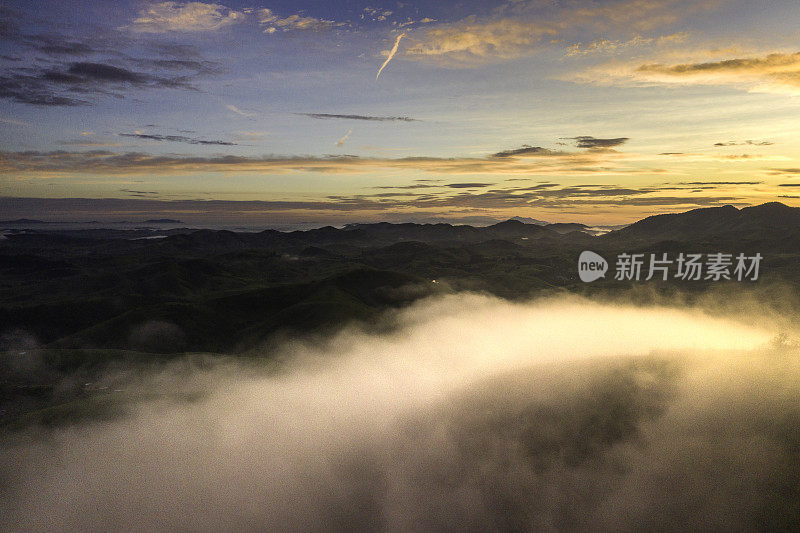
left=8, top=202, right=800, bottom=246
left=0, top=219, right=49, bottom=224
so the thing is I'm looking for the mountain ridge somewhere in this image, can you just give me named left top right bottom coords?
left=604, top=201, right=800, bottom=243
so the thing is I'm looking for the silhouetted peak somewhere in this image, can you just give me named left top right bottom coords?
left=490, top=219, right=527, bottom=228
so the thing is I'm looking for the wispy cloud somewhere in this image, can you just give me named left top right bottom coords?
left=299, top=113, right=418, bottom=122
left=0, top=61, right=205, bottom=106
left=492, top=145, right=561, bottom=158
left=0, top=189, right=745, bottom=219
left=0, top=144, right=653, bottom=178
left=257, top=8, right=344, bottom=33
left=377, top=33, right=405, bottom=79
left=119, top=188, right=162, bottom=198
left=572, top=51, right=800, bottom=94
left=119, top=133, right=236, bottom=146
left=636, top=52, right=800, bottom=93
left=767, top=168, right=800, bottom=175
left=130, top=2, right=244, bottom=33
left=565, top=33, right=689, bottom=57
left=225, top=104, right=256, bottom=117
left=405, top=19, right=556, bottom=66
left=0, top=20, right=220, bottom=105
left=677, top=181, right=763, bottom=185
left=403, top=0, right=716, bottom=66
left=445, top=183, right=494, bottom=188
left=566, top=136, right=630, bottom=149
left=373, top=184, right=440, bottom=190
left=714, top=140, right=774, bottom=147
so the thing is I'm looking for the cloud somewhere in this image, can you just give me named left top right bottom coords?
left=1, top=8, right=132, bottom=59
left=323, top=184, right=743, bottom=210
left=0, top=181, right=746, bottom=218
left=565, top=33, right=689, bottom=57
left=362, top=7, right=401, bottom=24
left=714, top=140, right=774, bottom=147
left=638, top=52, right=800, bottom=77
left=566, top=136, right=630, bottom=149
left=136, top=58, right=222, bottom=75
left=405, top=19, right=556, bottom=65
left=767, top=168, right=800, bottom=175
left=130, top=2, right=244, bottom=33
left=257, top=8, right=344, bottom=33
left=677, top=181, right=763, bottom=185
left=5, top=295, right=798, bottom=531
left=299, top=113, right=418, bottom=122
left=373, top=184, right=440, bottom=190
left=0, top=25, right=221, bottom=104
left=491, top=145, right=560, bottom=158
left=446, top=183, right=494, bottom=188
left=119, top=189, right=162, bottom=198
left=5, top=18, right=219, bottom=70
left=335, top=130, right=352, bottom=147
left=0, top=144, right=646, bottom=178
left=148, top=42, right=205, bottom=60
left=0, top=61, right=203, bottom=106
left=225, top=104, right=256, bottom=118
left=403, top=1, right=717, bottom=66
left=64, top=62, right=166, bottom=84
left=0, top=74, right=89, bottom=106
left=376, top=33, right=405, bottom=79
left=575, top=51, right=800, bottom=94
left=555, top=0, right=715, bottom=34
left=119, top=133, right=236, bottom=146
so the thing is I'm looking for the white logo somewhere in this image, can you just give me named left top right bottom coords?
left=578, top=251, right=762, bottom=282
left=578, top=251, right=608, bottom=282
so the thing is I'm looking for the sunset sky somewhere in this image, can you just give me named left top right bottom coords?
left=3, top=0, right=800, bottom=225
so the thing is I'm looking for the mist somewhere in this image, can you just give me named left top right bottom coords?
left=2, top=294, right=799, bottom=532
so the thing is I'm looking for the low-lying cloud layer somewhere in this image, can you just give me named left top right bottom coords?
left=0, top=142, right=639, bottom=178
left=2, top=294, right=799, bottom=531
left=0, top=186, right=746, bottom=223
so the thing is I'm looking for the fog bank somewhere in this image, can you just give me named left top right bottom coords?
left=2, top=294, right=798, bottom=532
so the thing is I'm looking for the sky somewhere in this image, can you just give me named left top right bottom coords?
left=2, top=0, right=800, bottom=225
